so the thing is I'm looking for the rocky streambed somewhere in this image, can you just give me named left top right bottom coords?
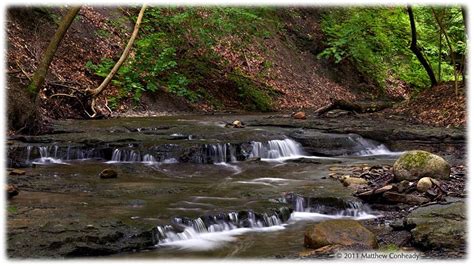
left=6, top=113, right=466, bottom=259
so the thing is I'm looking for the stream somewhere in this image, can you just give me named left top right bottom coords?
left=7, top=114, right=459, bottom=258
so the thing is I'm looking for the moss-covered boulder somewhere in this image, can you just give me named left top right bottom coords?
left=393, top=150, right=450, bottom=181
left=406, top=202, right=465, bottom=251
left=304, top=219, right=378, bottom=249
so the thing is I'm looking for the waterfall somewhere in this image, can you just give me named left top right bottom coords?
left=34, top=146, right=65, bottom=164
left=143, top=154, right=157, bottom=163
left=284, top=193, right=378, bottom=221
left=295, top=196, right=305, bottom=212
left=348, top=134, right=400, bottom=156
left=152, top=210, right=288, bottom=248
left=108, top=149, right=144, bottom=163
left=203, top=143, right=236, bottom=163
left=26, top=146, right=32, bottom=162
left=249, top=139, right=305, bottom=159
left=21, top=145, right=99, bottom=165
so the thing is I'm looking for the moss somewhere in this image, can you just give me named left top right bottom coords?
left=379, top=244, right=399, bottom=252
left=398, top=150, right=431, bottom=169
left=7, top=205, right=18, bottom=214
left=228, top=71, right=273, bottom=112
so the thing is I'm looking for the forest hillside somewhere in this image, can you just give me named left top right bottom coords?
left=6, top=6, right=466, bottom=133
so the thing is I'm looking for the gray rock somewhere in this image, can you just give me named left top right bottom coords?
left=290, top=131, right=383, bottom=156
left=406, top=202, right=466, bottom=251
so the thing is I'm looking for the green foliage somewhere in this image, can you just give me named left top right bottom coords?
left=229, top=71, right=273, bottom=112
left=86, top=7, right=279, bottom=106
left=380, top=244, right=399, bottom=252
left=85, top=59, right=114, bottom=78
left=95, top=29, right=111, bottom=38
left=319, top=6, right=466, bottom=91
left=7, top=205, right=17, bottom=214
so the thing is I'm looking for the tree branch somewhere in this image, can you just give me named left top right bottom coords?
left=86, top=4, right=147, bottom=97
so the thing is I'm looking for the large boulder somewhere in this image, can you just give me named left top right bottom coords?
left=393, top=150, right=450, bottom=181
left=406, top=201, right=466, bottom=251
left=304, top=219, right=378, bottom=249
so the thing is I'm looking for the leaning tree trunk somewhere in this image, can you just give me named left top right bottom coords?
left=432, top=8, right=459, bottom=95
left=85, top=4, right=146, bottom=117
left=407, top=6, right=438, bottom=88
left=27, top=6, right=81, bottom=95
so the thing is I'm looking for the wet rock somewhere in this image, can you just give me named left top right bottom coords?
left=292, top=111, right=306, bottom=120
left=393, top=150, right=451, bottom=181
left=278, top=206, right=292, bottom=222
left=9, top=169, right=26, bottom=175
left=167, top=133, right=191, bottom=140
left=325, top=109, right=350, bottom=118
left=290, top=130, right=384, bottom=156
left=8, top=220, right=154, bottom=258
left=389, top=219, right=406, bottom=231
left=286, top=157, right=324, bottom=164
left=341, top=176, right=368, bottom=187
left=430, top=178, right=441, bottom=186
left=245, top=157, right=261, bottom=162
left=99, top=168, right=118, bottom=179
left=355, top=185, right=394, bottom=201
left=395, top=180, right=412, bottom=193
left=6, top=184, right=19, bottom=199
left=416, top=177, right=433, bottom=192
left=225, top=120, right=245, bottom=128
left=382, top=191, right=429, bottom=205
left=406, top=202, right=466, bottom=251
left=375, top=185, right=394, bottom=194
left=304, top=219, right=378, bottom=249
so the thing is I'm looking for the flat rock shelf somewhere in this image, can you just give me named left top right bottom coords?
left=6, top=114, right=466, bottom=259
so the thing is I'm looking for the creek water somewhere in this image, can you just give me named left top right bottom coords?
left=8, top=115, right=402, bottom=258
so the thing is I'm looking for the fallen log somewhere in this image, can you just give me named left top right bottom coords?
left=315, top=98, right=393, bottom=116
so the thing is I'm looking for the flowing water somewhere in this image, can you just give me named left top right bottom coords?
left=8, top=115, right=402, bottom=258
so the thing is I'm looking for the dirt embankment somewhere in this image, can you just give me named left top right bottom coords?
left=7, top=7, right=464, bottom=131
left=6, top=7, right=376, bottom=128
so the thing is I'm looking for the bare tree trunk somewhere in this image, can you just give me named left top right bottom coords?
left=461, top=6, right=467, bottom=85
left=86, top=4, right=146, bottom=97
left=27, top=7, right=81, bottom=95
left=432, top=8, right=459, bottom=95
left=407, top=6, right=438, bottom=87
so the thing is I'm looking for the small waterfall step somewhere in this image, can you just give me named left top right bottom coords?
left=282, top=192, right=377, bottom=218
left=249, top=139, right=306, bottom=159
left=289, top=130, right=400, bottom=157
left=152, top=208, right=292, bottom=245
left=11, top=138, right=310, bottom=166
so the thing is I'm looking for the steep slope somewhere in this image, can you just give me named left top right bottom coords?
left=6, top=7, right=377, bottom=131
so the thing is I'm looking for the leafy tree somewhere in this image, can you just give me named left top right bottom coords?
left=87, top=7, right=279, bottom=110
left=318, top=6, right=466, bottom=92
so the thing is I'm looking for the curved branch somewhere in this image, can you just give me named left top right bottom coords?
left=86, top=4, right=147, bottom=97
